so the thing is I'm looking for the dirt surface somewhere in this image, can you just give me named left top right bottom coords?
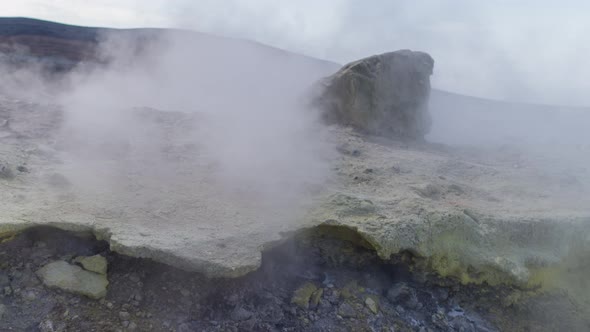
left=2, top=226, right=588, bottom=332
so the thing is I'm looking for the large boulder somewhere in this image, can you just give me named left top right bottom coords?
left=315, top=50, right=434, bottom=139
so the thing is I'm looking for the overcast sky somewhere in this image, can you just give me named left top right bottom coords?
left=4, top=0, right=589, bottom=106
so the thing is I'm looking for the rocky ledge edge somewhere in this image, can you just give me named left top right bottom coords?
left=2, top=202, right=590, bottom=305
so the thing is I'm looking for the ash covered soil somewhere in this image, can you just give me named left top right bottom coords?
left=1, top=226, right=585, bottom=332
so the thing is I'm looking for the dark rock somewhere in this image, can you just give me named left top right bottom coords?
left=315, top=50, right=434, bottom=140
left=0, top=272, right=10, bottom=287
left=38, top=320, right=55, bottom=332
left=337, top=302, right=358, bottom=318
left=450, top=316, right=476, bottom=332
left=230, top=307, right=253, bottom=321
left=309, top=288, right=324, bottom=309
left=386, top=282, right=420, bottom=309
left=46, top=173, right=71, bottom=188
left=128, top=273, right=140, bottom=283
left=434, top=287, right=450, bottom=302
left=0, top=164, right=14, bottom=179
left=237, top=318, right=257, bottom=331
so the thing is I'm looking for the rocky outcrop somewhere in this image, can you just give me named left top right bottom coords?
left=315, top=50, right=434, bottom=139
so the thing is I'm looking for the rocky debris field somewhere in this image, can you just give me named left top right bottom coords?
left=2, top=226, right=587, bottom=332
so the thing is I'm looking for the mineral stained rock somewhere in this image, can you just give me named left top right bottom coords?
left=36, top=261, right=109, bottom=299
left=365, top=296, right=379, bottom=314
left=291, top=282, right=318, bottom=309
left=74, top=254, right=108, bottom=275
left=315, top=50, right=434, bottom=139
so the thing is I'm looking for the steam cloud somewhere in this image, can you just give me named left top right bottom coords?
left=1, top=30, right=336, bottom=224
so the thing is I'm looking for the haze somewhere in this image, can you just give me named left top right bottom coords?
left=4, top=0, right=590, bottom=106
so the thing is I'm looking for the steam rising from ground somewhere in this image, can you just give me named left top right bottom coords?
left=43, top=31, right=335, bottom=222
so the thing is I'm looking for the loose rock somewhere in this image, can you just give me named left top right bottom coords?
left=230, top=307, right=253, bottom=321
left=337, top=302, right=358, bottom=318
left=365, top=296, right=379, bottom=314
left=387, top=282, right=420, bottom=309
left=0, top=164, right=14, bottom=179
left=127, top=321, right=138, bottom=331
left=310, top=288, right=324, bottom=309
left=291, top=282, right=318, bottom=309
left=74, top=255, right=108, bottom=275
left=36, top=261, right=109, bottom=299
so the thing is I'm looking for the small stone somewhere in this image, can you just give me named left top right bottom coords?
left=38, top=320, right=54, bottom=332
left=121, top=321, right=130, bottom=328
left=177, top=323, right=192, bottom=332
left=0, top=273, right=10, bottom=287
left=450, top=316, right=476, bottom=331
left=23, top=290, right=37, bottom=301
left=309, top=288, right=324, bottom=309
left=337, top=302, right=358, bottom=318
left=106, top=302, right=114, bottom=309
left=180, top=289, right=190, bottom=297
left=46, top=173, right=71, bottom=188
left=17, top=165, right=29, bottom=173
left=434, top=287, right=449, bottom=302
left=128, top=274, right=140, bottom=283
left=386, top=282, right=420, bottom=309
left=230, top=307, right=253, bottom=321
left=0, top=304, right=6, bottom=319
left=413, top=183, right=442, bottom=199
left=119, top=311, right=131, bottom=320
left=74, top=255, right=108, bottom=275
left=291, top=282, right=318, bottom=309
left=36, top=261, right=108, bottom=299
left=365, top=297, right=379, bottom=314
left=4, top=286, right=13, bottom=296
left=127, top=321, right=138, bottom=331
left=0, top=164, right=14, bottom=179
